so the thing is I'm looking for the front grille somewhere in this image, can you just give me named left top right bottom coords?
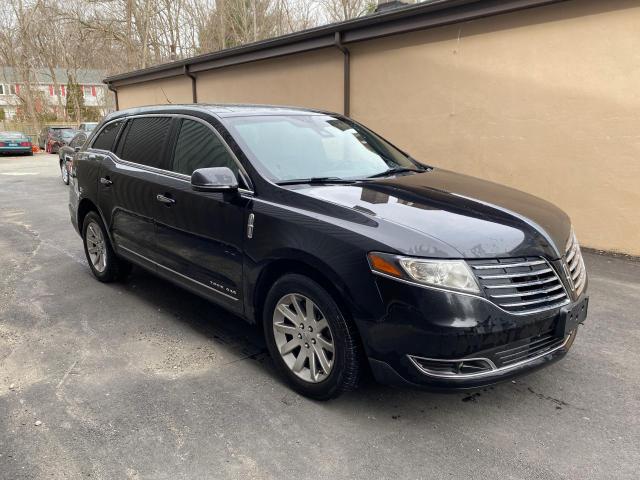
left=469, top=257, right=569, bottom=315
left=564, top=233, right=586, bottom=296
left=494, top=328, right=566, bottom=367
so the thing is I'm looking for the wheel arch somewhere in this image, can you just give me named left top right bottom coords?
left=251, top=256, right=356, bottom=330
left=77, top=199, right=119, bottom=250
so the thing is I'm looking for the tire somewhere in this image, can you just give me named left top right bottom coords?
left=82, top=211, right=131, bottom=282
left=60, top=160, right=69, bottom=185
left=263, top=274, right=362, bottom=400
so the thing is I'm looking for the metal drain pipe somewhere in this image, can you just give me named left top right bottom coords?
left=184, top=65, right=197, bottom=103
left=334, top=31, right=350, bottom=117
left=107, top=84, right=119, bottom=111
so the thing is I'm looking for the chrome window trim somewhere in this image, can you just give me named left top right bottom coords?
left=89, top=113, right=254, bottom=194
left=408, top=331, right=573, bottom=379
left=118, top=245, right=239, bottom=302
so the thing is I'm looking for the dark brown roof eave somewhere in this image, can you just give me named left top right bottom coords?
left=105, top=0, right=566, bottom=88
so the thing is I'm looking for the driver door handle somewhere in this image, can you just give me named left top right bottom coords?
left=100, top=177, right=112, bottom=186
left=156, top=194, right=175, bottom=205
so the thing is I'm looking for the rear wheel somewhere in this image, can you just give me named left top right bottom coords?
left=82, top=211, right=131, bottom=282
left=263, top=274, right=362, bottom=400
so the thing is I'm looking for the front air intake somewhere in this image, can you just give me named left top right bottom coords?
left=408, top=356, right=495, bottom=377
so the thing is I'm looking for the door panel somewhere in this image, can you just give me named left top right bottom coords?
left=98, top=156, right=162, bottom=263
left=153, top=176, right=248, bottom=313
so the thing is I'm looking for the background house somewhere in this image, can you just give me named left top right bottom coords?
left=0, top=67, right=109, bottom=121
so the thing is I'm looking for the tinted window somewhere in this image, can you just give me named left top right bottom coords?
left=119, top=117, right=171, bottom=169
left=92, top=121, right=123, bottom=151
left=171, top=119, right=238, bottom=177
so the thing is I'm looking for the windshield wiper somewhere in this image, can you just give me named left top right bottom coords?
left=276, top=177, right=358, bottom=186
left=366, top=167, right=427, bottom=179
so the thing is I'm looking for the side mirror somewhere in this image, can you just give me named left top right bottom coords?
left=191, top=167, right=239, bottom=193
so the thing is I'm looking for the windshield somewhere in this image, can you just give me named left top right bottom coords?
left=225, top=115, right=422, bottom=182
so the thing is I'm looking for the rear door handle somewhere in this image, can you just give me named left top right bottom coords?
left=100, top=177, right=112, bottom=186
left=156, top=194, right=175, bottom=205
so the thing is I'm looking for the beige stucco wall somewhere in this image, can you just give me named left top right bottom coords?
left=196, top=49, right=344, bottom=112
left=114, top=0, right=640, bottom=255
left=117, top=76, right=193, bottom=109
left=350, top=0, right=640, bottom=255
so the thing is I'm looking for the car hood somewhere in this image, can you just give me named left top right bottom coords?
left=293, top=168, right=572, bottom=259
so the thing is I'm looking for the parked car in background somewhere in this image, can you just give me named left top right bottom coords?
left=70, top=105, right=589, bottom=400
left=58, top=131, right=88, bottom=185
left=47, top=128, right=81, bottom=154
left=0, top=131, right=33, bottom=156
left=78, top=122, right=99, bottom=133
left=38, top=126, right=69, bottom=150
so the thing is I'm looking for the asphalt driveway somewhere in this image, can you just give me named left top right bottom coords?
left=1, top=154, right=639, bottom=479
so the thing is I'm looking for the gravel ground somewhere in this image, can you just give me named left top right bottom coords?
left=0, top=153, right=639, bottom=479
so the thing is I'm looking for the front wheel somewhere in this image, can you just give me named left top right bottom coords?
left=263, top=274, right=362, bottom=400
left=82, top=211, right=131, bottom=282
left=60, top=160, right=69, bottom=185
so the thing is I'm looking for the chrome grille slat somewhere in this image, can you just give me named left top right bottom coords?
left=498, top=337, right=559, bottom=361
left=496, top=334, right=555, bottom=356
left=500, top=292, right=567, bottom=308
left=477, top=268, right=553, bottom=280
left=482, top=276, right=557, bottom=289
left=564, top=232, right=587, bottom=297
left=495, top=328, right=566, bottom=366
left=469, top=257, right=570, bottom=314
left=489, top=284, right=562, bottom=299
left=472, top=260, right=546, bottom=270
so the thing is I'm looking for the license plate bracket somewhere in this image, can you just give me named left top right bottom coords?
left=557, top=297, right=588, bottom=337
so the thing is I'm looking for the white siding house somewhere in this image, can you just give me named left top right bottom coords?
left=0, top=67, right=109, bottom=120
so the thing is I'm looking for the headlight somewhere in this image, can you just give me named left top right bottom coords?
left=368, top=252, right=480, bottom=294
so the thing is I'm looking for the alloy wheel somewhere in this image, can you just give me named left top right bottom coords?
left=85, top=221, right=107, bottom=273
left=61, top=163, right=69, bottom=183
left=272, top=293, right=335, bottom=383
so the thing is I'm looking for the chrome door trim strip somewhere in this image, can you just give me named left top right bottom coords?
left=118, top=245, right=239, bottom=302
left=90, top=113, right=254, bottom=194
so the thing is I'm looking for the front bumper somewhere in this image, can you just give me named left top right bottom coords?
left=361, top=273, right=588, bottom=390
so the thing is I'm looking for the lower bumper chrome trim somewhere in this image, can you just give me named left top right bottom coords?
left=408, top=330, right=575, bottom=379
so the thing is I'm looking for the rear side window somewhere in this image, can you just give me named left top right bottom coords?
left=92, top=121, right=123, bottom=152
left=119, top=117, right=172, bottom=169
left=171, top=119, right=238, bottom=176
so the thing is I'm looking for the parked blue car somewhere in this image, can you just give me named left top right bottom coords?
left=0, top=131, right=33, bottom=156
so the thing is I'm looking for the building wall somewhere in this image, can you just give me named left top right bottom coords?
left=196, top=49, right=344, bottom=112
left=349, top=0, right=640, bottom=255
left=118, top=76, right=193, bottom=109
left=112, top=0, right=640, bottom=255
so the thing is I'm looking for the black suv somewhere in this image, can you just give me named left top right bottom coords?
left=69, top=105, right=588, bottom=399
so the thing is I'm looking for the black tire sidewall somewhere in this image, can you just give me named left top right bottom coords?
left=263, top=274, right=359, bottom=400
